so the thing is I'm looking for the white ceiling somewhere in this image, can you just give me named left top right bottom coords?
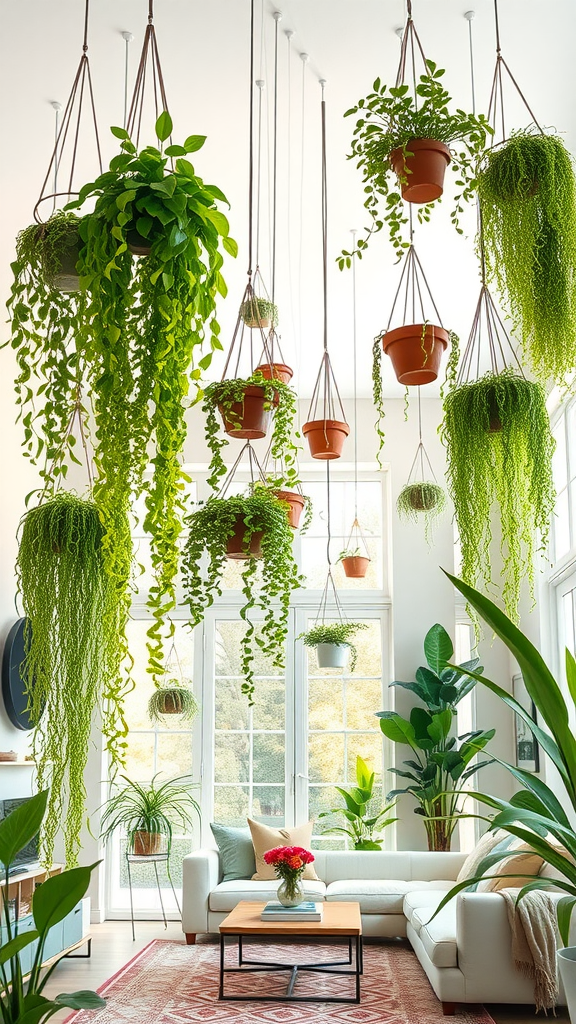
left=1, top=0, right=575, bottom=399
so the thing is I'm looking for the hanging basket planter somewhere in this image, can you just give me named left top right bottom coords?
left=274, top=490, right=306, bottom=529
left=382, top=323, right=449, bottom=386
left=300, top=621, right=368, bottom=673
left=147, top=680, right=199, bottom=722
left=302, top=418, right=350, bottom=460
left=341, top=554, right=370, bottom=579
left=218, top=384, right=278, bottom=439
left=126, top=228, right=153, bottom=256
left=399, top=481, right=445, bottom=512
left=226, top=515, right=264, bottom=559
left=317, top=642, right=349, bottom=669
left=240, top=296, right=279, bottom=330
left=389, top=139, right=452, bottom=204
left=254, top=362, right=294, bottom=385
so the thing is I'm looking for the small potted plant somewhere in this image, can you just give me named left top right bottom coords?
left=240, top=296, right=279, bottom=330
left=338, top=547, right=370, bottom=579
left=253, top=477, right=313, bottom=532
left=183, top=490, right=303, bottom=704
left=300, top=622, right=368, bottom=670
left=100, top=773, right=200, bottom=856
left=318, top=755, right=396, bottom=850
left=263, top=845, right=315, bottom=907
left=12, top=210, right=83, bottom=292
left=339, top=62, right=491, bottom=263
left=148, top=678, right=199, bottom=723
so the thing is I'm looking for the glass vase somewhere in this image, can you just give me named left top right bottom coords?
left=277, top=876, right=305, bottom=908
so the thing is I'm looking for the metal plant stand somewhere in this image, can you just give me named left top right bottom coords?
left=125, top=852, right=181, bottom=941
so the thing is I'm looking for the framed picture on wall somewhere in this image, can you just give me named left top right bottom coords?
left=512, top=673, right=540, bottom=773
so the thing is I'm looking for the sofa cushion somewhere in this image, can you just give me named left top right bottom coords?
left=456, top=829, right=508, bottom=884
left=210, top=824, right=256, bottom=882
left=209, top=879, right=327, bottom=913
left=247, top=819, right=319, bottom=881
left=326, top=879, right=454, bottom=915
left=403, top=885, right=455, bottom=927
left=412, top=903, right=458, bottom=968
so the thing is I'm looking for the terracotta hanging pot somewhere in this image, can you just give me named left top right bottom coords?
left=382, top=324, right=448, bottom=386
left=254, top=362, right=294, bottom=385
left=127, top=228, right=153, bottom=256
left=341, top=555, right=370, bottom=579
left=219, top=385, right=277, bottom=439
left=389, top=139, right=452, bottom=204
left=45, top=226, right=82, bottom=293
left=225, top=516, right=264, bottom=560
left=274, top=490, right=306, bottom=529
left=132, top=831, right=164, bottom=856
left=302, top=419, right=350, bottom=460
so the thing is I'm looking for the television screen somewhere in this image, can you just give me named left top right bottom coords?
left=0, top=797, right=40, bottom=871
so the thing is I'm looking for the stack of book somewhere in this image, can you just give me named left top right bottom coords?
left=260, top=900, right=323, bottom=922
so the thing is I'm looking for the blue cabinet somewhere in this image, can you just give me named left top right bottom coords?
left=0, top=901, right=86, bottom=983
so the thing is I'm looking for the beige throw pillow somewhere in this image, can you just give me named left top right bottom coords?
left=247, top=818, right=319, bottom=881
left=476, top=841, right=544, bottom=892
left=456, top=828, right=508, bottom=884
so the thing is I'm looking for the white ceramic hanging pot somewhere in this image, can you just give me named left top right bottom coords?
left=316, top=643, right=349, bottom=669
left=557, top=948, right=576, bottom=1020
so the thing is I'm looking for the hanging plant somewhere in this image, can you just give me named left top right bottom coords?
left=300, top=623, right=368, bottom=672
left=182, top=491, right=303, bottom=704
left=66, top=113, right=236, bottom=680
left=339, top=62, right=491, bottom=264
left=147, top=678, right=199, bottom=724
left=442, top=369, right=555, bottom=621
left=397, top=482, right=447, bottom=543
left=337, top=548, right=370, bottom=579
left=15, top=492, right=132, bottom=867
left=478, top=131, right=576, bottom=385
left=240, top=296, right=279, bottom=329
left=253, top=479, right=313, bottom=533
left=203, top=371, right=298, bottom=490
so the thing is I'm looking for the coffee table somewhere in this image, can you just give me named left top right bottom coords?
left=218, top=900, right=362, bottom=1003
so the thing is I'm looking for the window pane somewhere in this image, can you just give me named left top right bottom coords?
left=300, top=480, right=383, bottom=588
left=309, top=678, right=344, bottom=730
left=345, top=677, right=383, bottom=730
left=553, top=419, right=568, bottom=491
left=214, top=786, right=250, bottom=826
left=214, top=733, right=250, bottom=783
left=253, top=733, right=284, bottom=784
left=555, top=489, right=570, bottom=561
left=309, top=734, right=346, bottom=784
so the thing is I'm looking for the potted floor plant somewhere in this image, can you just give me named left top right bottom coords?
left=442, top=369, right=555, bottom=623
left=148, top=678, right=199, bottom=724
left=240, top=296, right=278, bottom=330
left=478, top=131, right=576, bottom=385
left=301, top=622, right=367, bottom=671
left=318, top=755, right=397, bottom=850
left=339, top=61, right=491, bottom=263
left=100, top=774, right=200, bottom=857
left=0, top=791, right=105, bottom=1023
left=182, top=490, right=303, bottom=704
left=377, top=623, right=494, bottom=851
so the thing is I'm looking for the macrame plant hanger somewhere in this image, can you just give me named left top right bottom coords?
left=34, top=0, right=102, bottom=223
left=125, top=0, right=171, bottom=147
left=487, top=0, right=543, bottom=147
left=303, top=83, right=349, bottom=461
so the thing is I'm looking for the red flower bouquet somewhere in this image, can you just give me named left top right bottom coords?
left=263, top=845, right=315, bottom=905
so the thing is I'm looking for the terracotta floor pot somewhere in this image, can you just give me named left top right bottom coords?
left=219, top=385, right=276, bottom=439
left=342, top=555, right=370, bottom=578
left=127, top=229, right=152, bottom=256
left=382, top=324, right=448, bottom=386
left=302, top=419, right=350, bottom=460
left=132, top=831, right=164, bottom=856
left=274, top=490, right=306, bottom=529
left=389, top=139, right=451, bottom=204
left=254, top=362, right=294, bottom=385
left=226, top=516, right=264, bottom=560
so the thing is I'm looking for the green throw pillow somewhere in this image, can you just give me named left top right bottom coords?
left=210, top=823, right=256, bottom=882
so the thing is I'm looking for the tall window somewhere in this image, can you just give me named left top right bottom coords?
left=552, top=400, right=576, bottom=564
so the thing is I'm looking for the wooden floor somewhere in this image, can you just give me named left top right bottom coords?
left=42, top=920, right=569, bottom=1023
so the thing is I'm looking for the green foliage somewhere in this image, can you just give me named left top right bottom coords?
left=338, top=547, right=362, bottom=560
left=100, top=774, right=200, bottom=854
left=372, top=336, right=386, bottom=468
left=15, top=493, right=132, bottom=867
left=340, top=62, right=492, bottom=263
left=377, top=623, right=494, bottom=850
left=182, top=491, right=303, bottom=704
left=478, top=132, right=576, bottom=385
left=0, top=791, right=104, bottom=1023
left=147, top=679, right=200, bottom=724
left=442, top=369, right=555, bottom=622
left=396, top=482, right=447, bottom=544
left=301, top=622, right=368, bottom=672
left=202, top=372, right=298, bottom=491
left=318, top=755, right=397, bottom=850
left=240, top=296, right=279, bottom=327
left=434, top=573, right=576, bottom=945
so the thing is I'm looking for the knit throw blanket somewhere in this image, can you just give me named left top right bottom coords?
left=501, top=888, right=558, bottom=1012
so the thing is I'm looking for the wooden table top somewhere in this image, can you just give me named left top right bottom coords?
left=219, top=901, right=362, bottom=936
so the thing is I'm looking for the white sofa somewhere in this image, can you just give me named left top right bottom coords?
left=182, top=847, right=559, bottom=1012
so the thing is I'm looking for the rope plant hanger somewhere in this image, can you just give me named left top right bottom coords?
left=476, top=0, right=576, bottom=385
left=441, top=7, right=555, bottom=625
left=147, top=636, right=200, bottom=725
left=303, top=83, right=349, bottom=461
left=397, top=387, right=446, bottom=544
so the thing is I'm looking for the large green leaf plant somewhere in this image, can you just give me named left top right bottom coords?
left=318, top=755, right=397, bottom=850
left=377, top=623, right=495, bottom=851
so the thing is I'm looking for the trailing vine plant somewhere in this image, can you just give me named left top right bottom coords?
left=16, top=492, right=132, bottom=867
left=478, top=131, right=576, bottom=385
left=397, top=482, right=447, bottom=545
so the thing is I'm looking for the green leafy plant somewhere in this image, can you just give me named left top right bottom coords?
left=478, top=131, right=576, bottom=385
left=340, top=62, right=492, bottom=263
left=182, top=491, right=303, bottom=704
left=100, top=774, right=200, bottom=855
left=202, top=371, right=298, bottom=491
left=0, top=791, right=105, bottom=1024
left=147, top=678, right=200, bottom=724
left=432, top=572, right=576, bottom=945
left=377, top=623, right=494, bottom=851
left=396, top=482, right=447, bottom=543
left=240, top=296, right=279, bottom=327
left=442, top=369, right=555, bottom=622
left=338, top=547, right=362, bottom=560
left=15, top=492, right=132, bottom=868
left=318, top=755, right=397, bottom=850
left=300, top=622, right=368, bottom=672
left=253, top=478, right=313, bottom=535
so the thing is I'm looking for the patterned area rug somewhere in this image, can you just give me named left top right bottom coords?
left=65, top=938, right=496, bottom=1024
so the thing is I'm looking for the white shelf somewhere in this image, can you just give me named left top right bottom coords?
left=0, top=761, right=35, bottom=767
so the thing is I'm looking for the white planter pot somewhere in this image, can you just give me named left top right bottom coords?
left=316, top=643, right=349, bottom=669
left=558, top=948, right=576, bottom=1019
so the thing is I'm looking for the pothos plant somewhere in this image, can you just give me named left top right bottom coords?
left=202, top=371, right=299, bottom=491
left=182, top=490, right=303, bottom=704
left=339, top=62, right=492, bottom=264
left=67, top=111, right=237, bottom=681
